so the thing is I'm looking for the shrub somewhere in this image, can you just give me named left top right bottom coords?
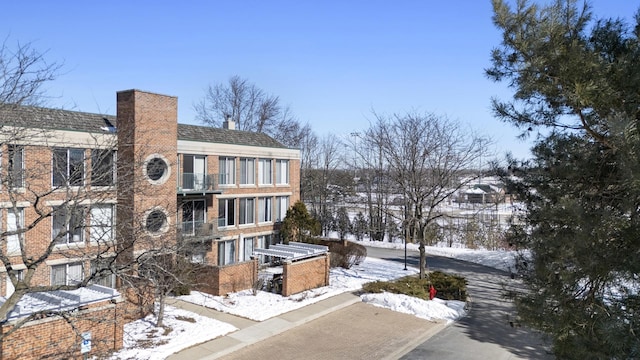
left=361, top=272, right=467, bottom=301
left=327, top=241, right=367, bottom=269
left=172, top=284, right=191, bottom=296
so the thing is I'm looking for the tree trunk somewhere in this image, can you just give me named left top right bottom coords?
left=156, top=292, right=166, bottom=327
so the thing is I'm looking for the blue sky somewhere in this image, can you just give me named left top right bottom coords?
left=2, top=1, right=638, bottom=159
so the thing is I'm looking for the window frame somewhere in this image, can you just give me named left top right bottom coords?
left=91, top=149, right=116, bottom=187
left=218, top=239, right=236, bottom=266
left=275, top=196, right=289, bottom=222
left=258, top=197, right=272, bottom=223
left=217, top=198, right=235, bottom=228
left=258, top=158, right=272, bottom=185
left=53, top=148, right=86, bottom=187
left=51, top=262, right=84, bottom=286
left=239, top=197, right=255, bottom=225
left=7, top=145, right=24, bottom=188
left=239, top=158, right=255, bottom=185
left=219, top=157, right=236, bottom=185
left=90, top=204, right=114, bottom=243
left=52, top=205, right=86, bottom=245
left=241, top=236, right=255, bottom=262
left=6, top=207, right=24, bottom=255
left=275, top=159, right=289, bottom=185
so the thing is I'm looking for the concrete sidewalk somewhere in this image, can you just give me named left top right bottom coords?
left=166, top=292, right=364, bottom=360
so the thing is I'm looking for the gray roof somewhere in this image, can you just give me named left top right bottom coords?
left=0, top=105, right=288, bottom=149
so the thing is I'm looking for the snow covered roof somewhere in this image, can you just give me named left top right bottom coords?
left=0, top=284, right=120, bottom=321
left=253, top=242, right=328, bottom=260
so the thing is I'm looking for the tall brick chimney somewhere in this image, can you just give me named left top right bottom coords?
left=116, top=89, right=178, bottom=256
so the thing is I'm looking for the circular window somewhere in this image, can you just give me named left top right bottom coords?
left=146, top=209, right=167, bottom=233
left=143, top=154, right=171, bottom=185
left=146, top=158, right=167, bottom=181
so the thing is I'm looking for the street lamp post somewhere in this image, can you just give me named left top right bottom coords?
left=403, top=202, right=408, bottom=270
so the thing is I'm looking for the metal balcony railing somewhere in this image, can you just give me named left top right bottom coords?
left=177, top=173, right=219, bottom=193
left=178, top=221, right=216, bottom=238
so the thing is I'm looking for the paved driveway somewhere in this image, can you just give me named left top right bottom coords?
left=365, top=248, right=554, bottom=359
left=217, top=301, right=445, bottom=360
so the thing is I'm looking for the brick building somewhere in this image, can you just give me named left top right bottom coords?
left=0, top=89, right=301, bottom=358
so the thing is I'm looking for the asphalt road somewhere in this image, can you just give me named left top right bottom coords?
left=367, top=246, right=554, bottom=359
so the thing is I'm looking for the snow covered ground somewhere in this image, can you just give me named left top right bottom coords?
left=109, top=242, right=515, bottom=359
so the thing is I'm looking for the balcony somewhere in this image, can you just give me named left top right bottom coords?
left=177, top=221, right=217, bottom=250
left=177, top=173, right=220, bottom=195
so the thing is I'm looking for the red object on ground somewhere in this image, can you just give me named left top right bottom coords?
left=429, top=285, right=437, bottom=300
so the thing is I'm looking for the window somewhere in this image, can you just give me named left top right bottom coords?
left=7, top=145, right=24, bottom=188
left=241, top=237, right=254, bottom=262
left=217, top=198, right=235, bottom=227
left=182, top=199, right=206, bottom=235
left=7, top=208, right=23, bottom=254
left=258, top=197, right=272, bottom=223
left=91, top=149, right=115, bottom=186
left=239, top=198, right=255, bottom=225
left=90, top=258, right=115, bottom=288
left=258, top=159, right=272, bottom=185
left=276, top=196, right=289, bottom=222
left=4, top=270, right=24, bottom=297
left=90, top=204, right=114, bottom=243
left=191, top=252, right=206, bottom=264
left=143, top=154, right=169, bottom=185
left=53, top=206, right=85, bottom=244
left=257, top=235, right=274, bottom=264
left=51, top=263, right=83, bottom=286
left=276, top=159, right=289, bottom=185
left=146, top=209, right=167, bottom=234
left=53, top=148, right=85, bottom=187
left=181, top=155, right=206, bottom=190
left=218, top=239, right=235, bottom=266
left=240, top=158, right=255, bottom=185
left=219, top=157, right=236, bottom=185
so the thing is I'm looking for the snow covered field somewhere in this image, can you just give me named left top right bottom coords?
left=109, top=242, right=515, bottom=359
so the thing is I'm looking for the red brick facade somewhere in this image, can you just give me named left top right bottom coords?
left=282, top=254, right=331, bottom=296
left=0, top=300, right=124, bottom=360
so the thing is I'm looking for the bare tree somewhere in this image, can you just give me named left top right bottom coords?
left=350, top=128, right=390, bottom=242
left=194, top=75, right=309, bottom=148
left=369, top=111, right=489, bottom=278
left=303, top=135, right=343, bottom=236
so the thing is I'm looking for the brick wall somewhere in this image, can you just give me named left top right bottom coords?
left=0, top=300, right=124, bottom=360
left=194, top=260, right=258, bottom=296
left=281, top=254, right=330, bottom=296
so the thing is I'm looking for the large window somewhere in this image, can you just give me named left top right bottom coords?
left=218, top=239, right=236, bottom=266
left=182, top=199, right=206, bottom=235
left=182, top=154, right=206, bottom=190
left=258, top=197, right=272, bottom=223
left=239, top=198, right=255, bottom=225
left=219, top=157, right=236, bottom=185
left=258, top=159, right=272, bottom=185
left=91, top=149, right=115, bottom=187
left=53, top=206, right=85, bottom=245
left=51, top=262, right=83, bottom=286
left=53, top=148, right=85, bottom=187
left=217, top=198, right=235, bottom=228
left=90, top=204, right=114, bottom=243
left=241, top=237, right=254, bottom=262
left=276, top=196, right=289, bottom=222
left=240, top=158, right=255, bottom=185
left=275, top=159, right=289, bottom=185
left=6, top=208, right=23, bottom=254
left=90, top=258, right=115, bottom=288
left=7, top=145, right=24, bottom=188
